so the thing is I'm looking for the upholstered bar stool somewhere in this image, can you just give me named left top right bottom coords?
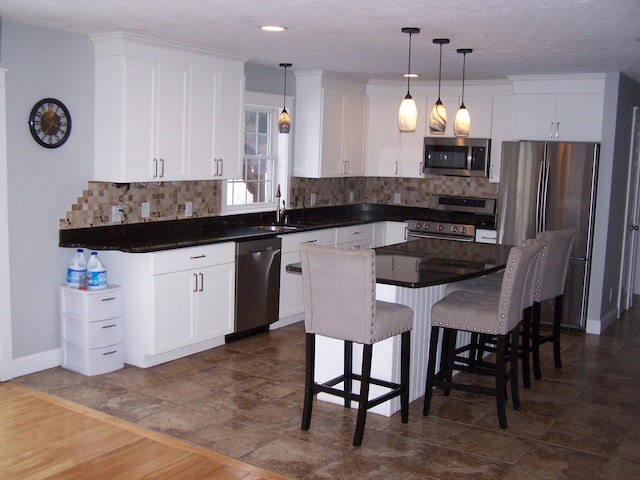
left=530, top=227, right=576, bottom=379
left=299, top=242, right=413, bottom=447
left=423, top=237, right=545, bottom=428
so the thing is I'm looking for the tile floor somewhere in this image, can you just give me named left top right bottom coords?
left=13, top=302, right=640, bottom=480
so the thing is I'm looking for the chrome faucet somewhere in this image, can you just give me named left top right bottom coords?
left=275, top=184, right=285, bottom=224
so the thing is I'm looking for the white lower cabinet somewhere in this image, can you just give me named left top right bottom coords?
left=99, top=242, right=235, bottom=367
left=60, top=285, right=124, bottom=376
left=152, top=261, right=234, bottom=355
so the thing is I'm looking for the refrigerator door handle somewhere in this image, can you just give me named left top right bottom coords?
left=536, top=157, right=545, bottom=234
left=540, top=155, right=550, bottom=232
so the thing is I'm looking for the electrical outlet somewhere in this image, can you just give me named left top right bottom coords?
left=185, top=201, right=193, bottom=217
left=349, top=191, right=355, bottom=204
left=394, top=192, right=401, bottom=204
left=141, top=202, right=150, bottom=218
left=310, top=193, right=317, bottom=206
left=111, top=206, right=123, bottom=223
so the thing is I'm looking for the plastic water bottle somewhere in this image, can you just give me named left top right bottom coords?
left=66, top=249, right=87, bottom=288
left=87, top=252, right=107, bottom=289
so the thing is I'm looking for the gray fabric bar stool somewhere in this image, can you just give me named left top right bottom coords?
left=442, top=227, right=576, bottom=385
left=423, top=237, right=546, bottom=428
left=299, top=242, right=413, bottom=447
left=530, top=227, right=576, bottom=379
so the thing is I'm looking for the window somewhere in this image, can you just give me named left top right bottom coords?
left=223, top=92, right=290, bottom=214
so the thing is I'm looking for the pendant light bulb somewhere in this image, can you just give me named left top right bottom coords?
left=429, top=38, right=449, bottom=135
left=278, top=63, right=292, bottom=134
left=398, top=27, right=420, bottom=132
left=454, top=49, right=472, bottom=137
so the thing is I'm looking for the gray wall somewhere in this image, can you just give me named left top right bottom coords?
left=0, top=22, right=94, bottom=360
left=245, top=62, right=295, bottom=97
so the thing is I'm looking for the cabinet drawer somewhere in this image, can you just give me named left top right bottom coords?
left=335, top=224, right=373, bottom=244
left=475, top=229, right=497, bottom=244
left=152, top=243, right=235, bottom=275
left=280, top=229, right=336, bottom=253
left=63, top=342, right=124, bottom=376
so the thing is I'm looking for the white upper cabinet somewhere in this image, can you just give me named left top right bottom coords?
left=510, top=74, right=605, bottom=142
left=293, top=71, right=367, bottom=178
left=92, top=33, right=245, bottom=183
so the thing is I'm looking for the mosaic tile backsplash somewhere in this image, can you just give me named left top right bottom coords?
left=60, top=176, right=499, bottom=229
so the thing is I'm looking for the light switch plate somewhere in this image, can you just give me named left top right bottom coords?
left=394, top=192, right=401, bottom=204
left=310, top=193, right=317, bottom=206
left=185, top=201, right=193, bottom=217
left=141, top=202, right=150, bottom=218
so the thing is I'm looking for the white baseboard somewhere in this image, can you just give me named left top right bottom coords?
left=586, top=307, right=619, bottom=335
left=6, top=348, right=62, bottom=380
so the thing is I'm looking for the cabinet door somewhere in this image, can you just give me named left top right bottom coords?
left=365, top=96, right=400, bottom=177
left=342, top=93, right=366, bottom=176
left=555, top=93, right=603, bottom=141
left=279, top=251, right=303, bottom=319
left=511, top=94, right=557, bottom=140
left=214, top=71, right=244, bottom=179
left=152, top=270, right=195, bottom=354
left=187, top=67, right=217, bottom=179
left=156, top=63, right=189, bottom=180
left=123, top=58, right=156, bottom=181
left=320, top=89, right=345, bottom=177
left=195, top=263, right=235, bottom=340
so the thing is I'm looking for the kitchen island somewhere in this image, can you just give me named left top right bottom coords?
left=288, top=238, right=512, bottom=416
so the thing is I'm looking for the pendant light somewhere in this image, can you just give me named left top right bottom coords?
left=428, top=38, right=449, bottom=135
left=278, top=63, right=292, bottom=134
left=454, top=49, right=472, bottom=137
left=398, top=27, right=420, bottom=132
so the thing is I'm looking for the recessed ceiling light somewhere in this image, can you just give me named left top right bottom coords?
left=403, top=73, right=420, bottom=78
left=261, top=25, right=287, bottom=32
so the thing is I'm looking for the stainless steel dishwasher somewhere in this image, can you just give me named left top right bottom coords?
left=225, top=236, right=282, bottom=342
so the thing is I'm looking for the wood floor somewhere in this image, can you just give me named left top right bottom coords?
left=0, top=382, right=291, bottom=479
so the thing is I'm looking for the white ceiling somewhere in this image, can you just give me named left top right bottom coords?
left=2, top=0, right=639, bottom=82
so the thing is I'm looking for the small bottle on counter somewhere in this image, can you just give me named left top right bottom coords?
left=66, top=248, right=87, bottom=288
left=86, top=251, right=107, bottom=289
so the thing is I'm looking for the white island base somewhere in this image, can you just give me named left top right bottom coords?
left=315, top=282, right=449, bottom=417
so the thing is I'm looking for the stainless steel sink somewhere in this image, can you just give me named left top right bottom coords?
left=250, top=224, right=301, bottom=233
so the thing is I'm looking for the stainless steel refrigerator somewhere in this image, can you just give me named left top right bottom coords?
left=497, top=141, right=599, bottom=330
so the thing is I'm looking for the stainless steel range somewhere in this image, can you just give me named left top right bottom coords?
left=407, top=195, right=496, bottom=242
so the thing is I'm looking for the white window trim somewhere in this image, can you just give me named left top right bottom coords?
left=221, top=91, right=293, bottom=215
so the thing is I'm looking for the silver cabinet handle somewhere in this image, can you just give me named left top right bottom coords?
left=159, top=158, right=165, bottom=178
left=190, top=255, right=206, bottom=260
left=555, top=122, right=560, bottom=138
left=394, top=161, right=398, bottom=175
left=153, top=158, right=158, bottom=178
left=100, top=297, right=116, bottom=302
left=549, top=122, right=554, bottom=139
left=198, top=272, right=204, bottom=292
left=193, top=273, right=198, bottom=292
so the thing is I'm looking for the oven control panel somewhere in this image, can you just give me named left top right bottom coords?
left=407, top=219, right=476, bottom=241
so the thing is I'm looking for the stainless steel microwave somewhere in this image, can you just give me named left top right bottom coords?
left=423, top=137, right=491, bottom=177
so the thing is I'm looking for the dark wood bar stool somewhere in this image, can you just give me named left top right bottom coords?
left=423, top=237, right=546, bottom=428
left=299, top=243, right=413, bottom=446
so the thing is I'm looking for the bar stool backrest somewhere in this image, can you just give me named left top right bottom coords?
left=534, top=227, right=577, bottom=303
left=497, top=236, right=547, bottom=334
left=300, top=243, right=377, bottom=344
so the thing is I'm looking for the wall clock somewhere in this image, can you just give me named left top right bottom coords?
left=28, top=98, right=72, bottom=148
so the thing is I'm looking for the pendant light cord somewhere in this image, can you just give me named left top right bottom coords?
left=282, top=65, right=287, bottom=110
left=460, top=52, right=466, bottom=107
left=406, top=32, right=413, bottom=95
left=437, top=43, right=443, bottom=98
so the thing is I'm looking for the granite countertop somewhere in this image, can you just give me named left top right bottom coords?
left=287, top=238, right=511, bottom=289
left=59, top=203, right=461, bottom=253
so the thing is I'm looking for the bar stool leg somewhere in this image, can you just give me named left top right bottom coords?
left=532, top=302, right=543, bottom=380
left=495, top=335, right=508, bottom=429
left=400, top=331, right=410, bottom=424
left=423, top=326, right=441, bottom=416
left=344, top=340, right=353, bottom=408
left=521, top=306, right=532, bottom=388
left=353, top=344, right=373, bottom=447
left=552, top=295, right=563, bottom=368
left=510, top=328, right=521, bottom=411
left=301, top=333, right=315, bottom=430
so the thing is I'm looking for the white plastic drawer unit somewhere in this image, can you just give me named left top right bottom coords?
left=151, top=242, right=235, bottom=275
